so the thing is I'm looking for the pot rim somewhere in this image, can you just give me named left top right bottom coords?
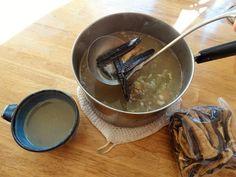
left=72, top=12, right=195, bottom=115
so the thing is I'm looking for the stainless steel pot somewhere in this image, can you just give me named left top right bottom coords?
left=72, top=12, right=236, bottom=127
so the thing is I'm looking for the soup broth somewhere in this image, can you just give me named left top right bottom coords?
left=80, top=32, right=182, bottom=112
left=24, top=98, right=76, bottom=147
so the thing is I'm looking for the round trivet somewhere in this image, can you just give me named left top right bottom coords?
left=77, top=86, right=181, bottom=153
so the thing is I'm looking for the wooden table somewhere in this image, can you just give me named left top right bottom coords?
left=0, top=0, right=236, bottom=176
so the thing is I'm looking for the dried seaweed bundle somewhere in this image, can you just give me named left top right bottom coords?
left=170, top=106, right=236, bottom=177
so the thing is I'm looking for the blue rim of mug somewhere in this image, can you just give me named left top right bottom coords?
left=11, top=89, right=79, bottom=152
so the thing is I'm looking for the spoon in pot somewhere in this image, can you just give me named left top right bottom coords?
left=88, top=9, right=236, bottom=85
left=87, top=35, right=125, bottom=85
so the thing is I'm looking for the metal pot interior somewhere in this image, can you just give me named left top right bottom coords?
left=72, top=12, right=194, bottom=114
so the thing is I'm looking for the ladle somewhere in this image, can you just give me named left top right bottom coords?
left=87, top=9, right=236, bottom=85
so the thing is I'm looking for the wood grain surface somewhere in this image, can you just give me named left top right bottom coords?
left=0, top=0, right=236, bottom=177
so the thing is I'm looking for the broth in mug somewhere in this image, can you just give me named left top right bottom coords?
left=24, top=98, right=76, bottom=147
left=79, top=32, right=182, bottom=112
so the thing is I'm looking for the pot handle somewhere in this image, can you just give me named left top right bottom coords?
left=195, top=40, right=236, bottom=63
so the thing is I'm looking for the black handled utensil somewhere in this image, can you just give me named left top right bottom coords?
left=195, top=40, right=236, bottom=63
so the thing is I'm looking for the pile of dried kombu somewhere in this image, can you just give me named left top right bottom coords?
left=170, top=106, right=236, bottom=177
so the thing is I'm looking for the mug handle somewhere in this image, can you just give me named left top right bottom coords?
left=1, top=104, right=18, bottom=122
left=195, top=40, right=236, bottom=63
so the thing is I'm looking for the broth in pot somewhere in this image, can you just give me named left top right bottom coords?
left=79, top=32, right=182, bottom=112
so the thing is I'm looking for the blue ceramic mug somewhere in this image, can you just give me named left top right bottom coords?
left=1, top=90, right=79, bottom=152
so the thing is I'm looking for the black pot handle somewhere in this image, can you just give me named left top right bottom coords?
left=195, top=40, right=236, bottom=63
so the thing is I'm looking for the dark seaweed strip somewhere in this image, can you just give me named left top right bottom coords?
left=181, top=129, right=198, bottom=160
left=196, top=110, right=216, bottom=147
left=188, top=126, right=203, bottom=160
left=171, top=112, right=202, bottom=159
left=216, top=119, right=226, bottom=146
left=170, top=113, right=183, bottom=130
left=122, top=49, right=155, bottom=74
left=97, top=37, right=141, bottom=67
left=222, top=110, right=232, bottom=145
left=209, top=107, right=226, bottom=151
left=205, top=152, right=232, bottom=176
left=170, top=114, right=184, bottom=154
left=211, top=122, right=226, bottom=152
left=196, top=109, right=225, bottom=152
left=113, top=59, right=130, bottom=100
left=188, top=164, right=201, bottom=177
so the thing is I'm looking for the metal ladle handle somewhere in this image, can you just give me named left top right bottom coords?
left=127, top=9, right=236, bottom=79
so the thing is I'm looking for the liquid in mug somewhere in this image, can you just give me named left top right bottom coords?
left=24, top=98, right=76, bottom=147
